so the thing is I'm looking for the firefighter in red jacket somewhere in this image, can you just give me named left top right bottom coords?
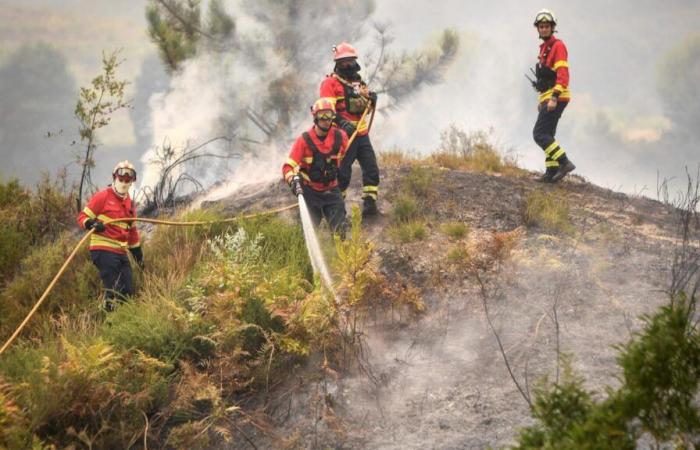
left=319, top=42, right=379, bottom=217
left=530, top=9, right=576, bottom=183
left=283, top=98, right=348, bottom=234
left=77, top=161, right=143, bottom=311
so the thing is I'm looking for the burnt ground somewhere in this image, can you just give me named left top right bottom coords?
left=212, top=164, right=681, bottom=449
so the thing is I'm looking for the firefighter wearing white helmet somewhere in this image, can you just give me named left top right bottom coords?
left=530, top=8, right=576, bottom=183
left=77, top=160, right=143, bottom=311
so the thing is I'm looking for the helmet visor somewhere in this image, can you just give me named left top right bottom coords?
left=115, top=167, right=136, bottom=182
left=315, top=111, right=335, bottom=121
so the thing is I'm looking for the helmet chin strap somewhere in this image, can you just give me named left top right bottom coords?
left=313, top=116, right=333, bottom=133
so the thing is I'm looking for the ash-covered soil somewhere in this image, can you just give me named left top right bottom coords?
left=214, top=164, right=680, bottom=449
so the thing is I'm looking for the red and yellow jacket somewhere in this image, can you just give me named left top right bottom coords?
left=319, top=74, right=370, bottom=136
left=77, top=186, right=140, bottom=255
left=282, top=126, right=348, bottom=192
left=538, top=36, right=570, bottom=103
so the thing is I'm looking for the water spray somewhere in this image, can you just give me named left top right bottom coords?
left=296, top=193, right=337, bottom=299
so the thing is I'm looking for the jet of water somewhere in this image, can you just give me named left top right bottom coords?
left=297, top=194, right=337, bottom=299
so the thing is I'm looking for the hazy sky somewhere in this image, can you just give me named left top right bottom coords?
left=1, top=0, right=698, bottom=196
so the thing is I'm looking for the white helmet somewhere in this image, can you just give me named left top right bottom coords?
left=533, top=9, right=557, bottom=26
left=112, top=160, right=136, bottom=196
left=112, top=160, right=137, bottom=181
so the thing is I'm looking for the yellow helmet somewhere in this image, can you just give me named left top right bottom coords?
left=533, top=9, right=557, bottom=26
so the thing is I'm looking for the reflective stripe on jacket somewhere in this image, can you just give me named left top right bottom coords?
left=538, top=37, right=571, bottom=103
left=76, top=186, right=140, bottom=255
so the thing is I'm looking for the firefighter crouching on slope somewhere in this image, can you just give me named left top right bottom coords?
left=283, top=98, right=349, bottom=235
left=319, top=42, right=380, bottom=217
left=530, top=9, right=576, bottom=183
left=77, top=161, right=143, bottom=311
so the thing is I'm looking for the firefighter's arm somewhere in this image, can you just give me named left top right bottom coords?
left=77, top=191, right=106, bottom=231
left=283, top=138, right=305, bottom=185
left=337, top=129, right=349, bottom=165
left=550, top=42, right=569, bottom=98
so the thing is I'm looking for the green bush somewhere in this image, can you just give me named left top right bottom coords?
left=401, top=165, right=438, bottom=198
left=392, top=195, right=420, bottom=223
left=0, top=336, right=171, bottom=449
left=616, top=293, right=700, bottom=441
left=0, top=174, right=74, bottom=283
left=512, top=295, right=700, bottom=449
left=389, top=220, right=428, bottom=243
left=101, top=290, right=211, bottom=363
left=0, top=231, right=100, bottom=339
left=441, top=221, right=469, bottom=239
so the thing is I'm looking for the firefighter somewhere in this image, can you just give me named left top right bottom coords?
left=283, top=98, right=348, bottom=235
left=77, top=160, right=143, bottom=311
left=319, top=42, right=380, bottom=217
left=530, top=9, right=576, bottom=183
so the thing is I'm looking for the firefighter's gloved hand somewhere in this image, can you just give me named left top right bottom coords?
left=339, top=120, right=356, bottom=137
left=290, top=175, right=303, bottom=196
left=85, top=218, right=106, bottom=233
left=130, top=246, right=145, bottom=270
left=368, top=91, right=378, bottom=106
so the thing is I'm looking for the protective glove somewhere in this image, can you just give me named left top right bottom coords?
left=289, top=174, right=303, bottom=196
left=368, top=91, right=378, bottom=106
left=338, top=119, right=356, bottom=137
left=85, top=218, right=106, bottom=233
left=130, top=246, right=145, bottom=270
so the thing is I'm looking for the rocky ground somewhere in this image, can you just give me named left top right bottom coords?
left=213, top=164, right=681, bottom=449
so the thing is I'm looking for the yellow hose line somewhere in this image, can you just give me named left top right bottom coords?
left=0, top=203, right=298, bottom=356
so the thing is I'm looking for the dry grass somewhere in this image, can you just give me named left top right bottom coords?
left=389, top=220, right=428, bottom=243
left=441, top=221, right=469, bottom=239
left=446, top=228, right=524, bottom=274
left=378, top=149, right=419, bottom=167
left=521, top=190, right=574, bottom=234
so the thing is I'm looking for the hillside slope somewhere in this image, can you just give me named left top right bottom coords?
left=212, top=162, right=682, bottom=449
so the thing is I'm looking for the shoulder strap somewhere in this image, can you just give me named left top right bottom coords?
left=331, top=130, right=342, bottom=155
left=302, top=132, right=321, bottom=155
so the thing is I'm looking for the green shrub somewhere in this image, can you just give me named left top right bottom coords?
left=513, top=295, right=700, bottom=448
left=101, top=288, right=211, bottom=363
left=237, top=215, right=311, bottom=280
left=0, top=174, right=75, bottom=283
left=521, top=189, right=573, bottom=234
left=441, top=221, right=469, bottom=239
left=616, top=293, right=700, bottom=441
left=389, top=220, right=428, bottom=243
left=446, top=244, right=470, bottom=263
left=401, top=165, right=438, bottom=198
left=0, top=337, right=170, bottom=449
left=392, top=195, right=420, bottom=223
left=0, top=231, right=100, bottom=339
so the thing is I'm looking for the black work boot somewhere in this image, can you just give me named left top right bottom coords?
left=536, top=169, right=557, bottom=183
left=551, top=159, right=576, bottom=182
left=362, top=197, right=378, bottom=218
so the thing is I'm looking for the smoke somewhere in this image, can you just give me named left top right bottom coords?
left=2, top=0, right=699, bottom=195
left=370, top=0, right=700, bottom=194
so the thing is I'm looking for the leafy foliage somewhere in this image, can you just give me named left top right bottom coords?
left=512, top=294, right=700, bottom=449
left=0, top=174, right=75, bottom=284
left=74, top=51, right=130, bottom=210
